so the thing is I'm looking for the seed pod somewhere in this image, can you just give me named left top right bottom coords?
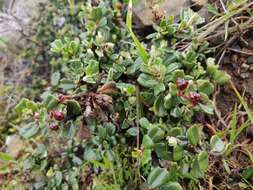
left=52, top=111, right=65, bottom=121
left=49, top=124, right=59, bottom=130
left=176, top=78, right=189, bottom=91
left=189, top=92, right=201, bottom=105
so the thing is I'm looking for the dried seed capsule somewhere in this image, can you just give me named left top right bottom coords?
left=176, top=78, right=189, bottom=91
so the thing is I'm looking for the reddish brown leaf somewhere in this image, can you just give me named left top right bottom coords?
left=97, top=81, right=117, bottom=95
left=77, top=122, right=91, bottom=140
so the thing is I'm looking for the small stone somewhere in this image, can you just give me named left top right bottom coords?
left=246, top=56, right=253, bottom=65
left=133, top=0, right=190, bottom=27
left=5, top=135, right=24, bottom=158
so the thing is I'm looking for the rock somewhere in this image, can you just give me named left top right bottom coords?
left=192, top=0, right=207, bottom=6
left=5, top=135, right=24, bottom=158
left=0, top=13, right=25, bottom=52
left=246, top=56, right=253, bottom=65
left=0, top=0, right=48, bottom=52
left=133, top=0, right=190, bottom=27
left=5, top=0, right=48, bottom=23
left=197, top=7, right=210, bottom=23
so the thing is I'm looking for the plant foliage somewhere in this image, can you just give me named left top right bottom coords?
left=1, top=0, right=232, bottom=189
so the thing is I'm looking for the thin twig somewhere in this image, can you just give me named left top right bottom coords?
left=227, top=48, right=253, bottom=56
left=216, top=33, right=240, bottom=62
left=197, top=1, right=253, bottom=41
left=219, top=0, right=241, bottom=32
left=136, top=84, right=140, bottom=150
left=135, top=84, right=141, bottom=188
left=213, top=86, right=228, bottom=128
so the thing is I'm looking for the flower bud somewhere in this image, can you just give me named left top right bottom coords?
left=49, top=124, right=59, bottom=130
left=58, top=94, right=66, bottom=103
left=189, top=92, right=201, bottom=105
left=176, top=78, right=189, bottom=91
left=52, top=111, right=65, bottom=121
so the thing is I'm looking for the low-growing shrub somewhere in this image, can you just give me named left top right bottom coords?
left=1, top=0, right=231, bottom=189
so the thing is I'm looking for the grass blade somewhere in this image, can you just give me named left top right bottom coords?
left=126, top=0, right=149, bottom=64
left=235, top=119, right=250, bottom=139
left=230, top=104, right=237, bottom=145
left=230, top=81, right=253, bottom=125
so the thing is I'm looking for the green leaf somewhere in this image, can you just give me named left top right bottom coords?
left=160, top=182, right=183, bottom=190
left=85, top=60, right=99, bottom=76
left=51, top=72, right=61, bottom=86
left=137, top=73, right=158, bottom=88
left=173, top=145, right=183, bottom=161
left=19, top=122, right=39, bottom=139
left=66, top=123, right=76, bottom=140
left=99, top=17, right=107, bottom=27
left=169, top=83, right=178, bottom=96
left=142, top=135, right=154, bottom=148
left=126, top=0, right=149, bottom=63
left=170, top=107, right=182, bottom=118
left=139, top=117, right=151, bottom=129
left=164, top=94, right=175, bottom=110
left=154, top=143, right=168, bottom=159
left=166, top=63, right=181, bottom=74
left=55, top=171, right=63, bottom=186
left=168, top=127, right=183, bottom=136
left=186, top=125, right=200, bottom=146
left=84, top=147, right=99, bottom=161
left=148, top=126, right=165, bottom=143
left=154, top=83, right=165, bottom=96
left=15, top=98, right=38, bottom=115
left=242, top=167, right=253, bottom=179
left=0, top=152, right=14, bottom=162
left=51, top=39, right=64, bottom=53
left=91, top=7, right=102, bottom=21
left=206, top=58, right=218, bottom=75
left=198, top=151, right=208, bottom=172
left=210, top=135, right=225, bottom=152
left=66, top=100, right=81, bottom=117
left=43, top=94, right=58, bottom=110
left=68, top=60, right=83, bottom=78
left=98, top=126, right=107, bottom=139
left=198, top=103, right=214, bottom=114
left=172, top=70, right=185, bottom=82
left=197, top=79, right=214, bottom=95
left=15, top=98, right=29, bottom=114
left=104, top=122, right=116, bottom=136
left=59, top=79, right=76, bottom=90
left=191, top=151, right=208, bottom=178
left=147, top=167, right=169, bottom=189
left=213, top=71, right=231, bottom=85
left=153, top=95, right=166, bottom=117
left=142, top=149, right=151, bottom=166
left=127, top=127, right=138, bottom=136
left=126, top=57, right=142, bottom=75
